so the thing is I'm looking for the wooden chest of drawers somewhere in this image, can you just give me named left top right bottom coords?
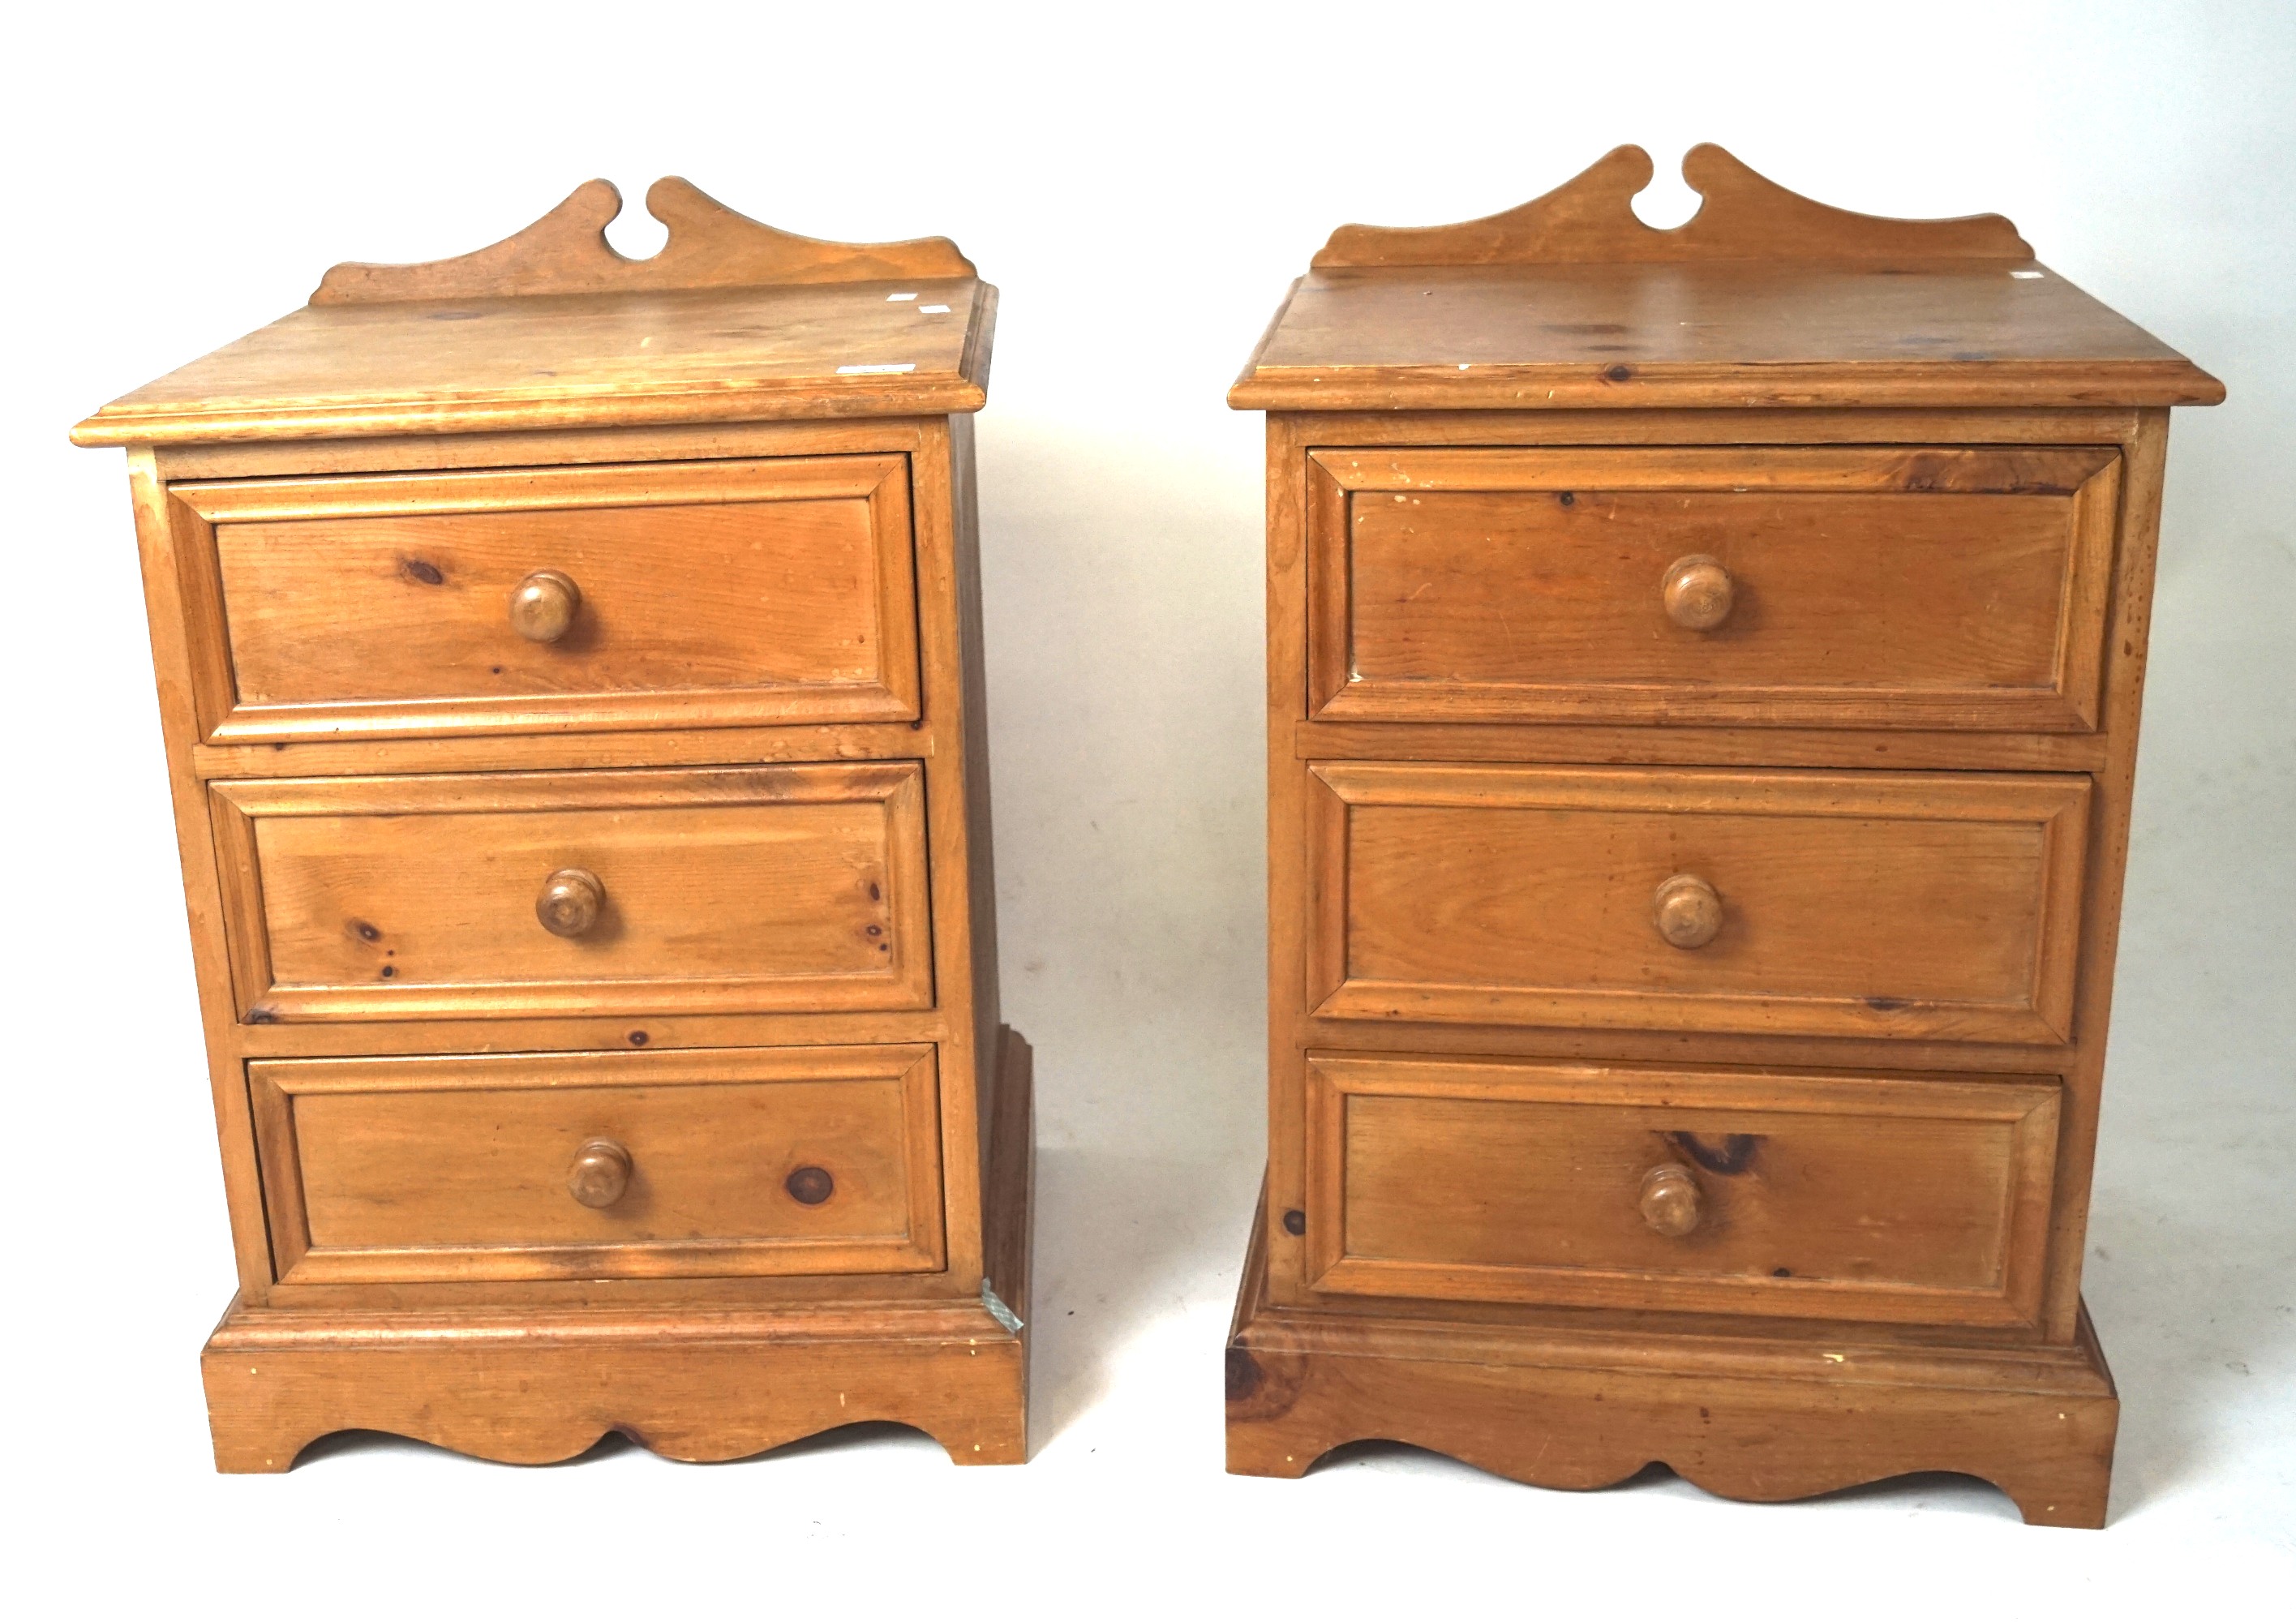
left=73, top=179, right=1032, bottom=1470
left=1221, top=145, right=2221, bottom=1525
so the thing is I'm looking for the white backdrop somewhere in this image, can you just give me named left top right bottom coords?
left=8, top=1, right=2291, bottom=1610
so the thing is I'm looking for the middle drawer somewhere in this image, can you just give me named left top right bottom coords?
left=1306, top=761, right=2089, bottom=1044
left=212, top=762, right=933, bottom=1022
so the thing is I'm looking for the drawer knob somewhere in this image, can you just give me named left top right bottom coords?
left=1663, top=554, right=1735, bottom=630
left=785, top=1165, right=835, bottom=1205
left=1653, top=873, right=1723, bottom=949
left=567, top=1137, right=633, bottom=1208
left=536, top=867, right=606, bottom=938
left=1640, top=1163, right=1702, bottom=1237
left=509, top=569, right=582, bottom=642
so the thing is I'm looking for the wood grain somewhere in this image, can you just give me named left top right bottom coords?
left=81, top=191, right=1026, bottom=1471
left=203, top=1025, right=1032, bottom=1472
left=122, top=452, right=281, bottom=1295
left=1313, top=144, right=2034, bottom=268
left=982, top=1028, right=1036, bottom=1332
left=947, top=413, right=1008, bottom=1221
left=904, top=416, right=994, bottom=1289
left=1227, top=1204, right=2117, bottom=1527
left=2035, top=408, right=2173, bottom=1340
left=73, top=180, right=995, bottom=447
left=174, top=455, right=921, bottom=742
left=1234, top=171, right=2217, bottom=1527
left=311, top=177, right=976, bottom=303
left=211, top=763, right=933, bottom=1023
left=1234, top=150, right=2221, bottom=415
left=251, top=1045, right=944, bottom=1283
left=1282, top=406, right=2146, bottom=449
left=1310, top=446, right=2120, bottom=730
left=72, top=282, right=992, bottom=446
left=1293, top=721, right=2108, bottom=775
left=251, top=1023, right=1026, bottom=1315
left=202, top=1294, right=1023, bottom=1472
left=1304, top=1054, right=2060, bottom=1327
left=153, top=414, right=928, bottom=482
left=1233, top=264, right=2221, bottom=411
left=1306, top=762, right=2089, bottom=1043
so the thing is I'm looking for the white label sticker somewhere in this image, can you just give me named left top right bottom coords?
left=2010, top=269, right=2045, bottom=279
left=838, top=363, right=917, bottom=375
left=886, top=291, right=918, bottom=301
left=919, top=304, right=951, bottom=314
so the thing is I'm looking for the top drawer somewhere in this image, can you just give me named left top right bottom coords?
left=1306, top=446, right=2121, bottom=732
left=166, top=456, right=921, bottom=743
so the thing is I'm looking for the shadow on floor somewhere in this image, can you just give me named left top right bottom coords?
left=1024, top=1141, right=1262, bottom=1449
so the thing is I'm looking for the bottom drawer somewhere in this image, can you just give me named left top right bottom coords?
left=1304, top=1053, right=2060, bottom=1328
left=251, top=1045, right=944, bottom=1284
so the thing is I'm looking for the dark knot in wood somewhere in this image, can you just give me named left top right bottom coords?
left=1667, top=1131, right=1761, bottom=1175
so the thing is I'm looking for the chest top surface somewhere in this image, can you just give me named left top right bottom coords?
left=71, top=178, right=997, bottom=447
left=1230, top=144, right=2221, bottom=414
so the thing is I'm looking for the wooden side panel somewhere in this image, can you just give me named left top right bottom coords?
left=251, top=1045, right=944, bottom=1283
left=1265, top=416, right=1320, bottom=1304
left=1309, top=447, right=2120, bottom=730
left=174, top=456, right=921, bottom=741
left=1307, top=762, right=2089, bottom=1043
left=905, top=414, right=991, bottom=1290
left=946, top=413, right=1004, bottom=1216
left=211, top=763, right=933, bottom=1022
left=2036, top=407, right=2174, bottom=1341
left=127, top=452, right=281, bottom=1298
left=1304, top=1055, right=2061, bottom=1328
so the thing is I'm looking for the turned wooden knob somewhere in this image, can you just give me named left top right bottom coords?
left=1653, top=873, right=1723, bottom=949
left=536, top=867, right=605, bottom=938
left=1663, top=554, right=1735, bottom=630
left=567, top=1138, right=632, bottom=1208
left=509, top=569, right=582, bottom=642
left=1640, top=1163, right=1702, bottom=1237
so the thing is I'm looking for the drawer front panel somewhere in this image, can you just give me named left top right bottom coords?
left=251, top=1045, right=945, bottom=1283
left=1305, top=1054, right=2060, bottom=1328
left=213, top=763, right=933, bottom=1022
left=174, top=456, right=920, bottom=742
left=1307, top=446, right=2120, bottom=730
left=1307, top=762, right=2088, bottom=1043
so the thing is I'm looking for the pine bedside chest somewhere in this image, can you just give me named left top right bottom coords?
left=72, top=179, right=1032, bottom=1470
left=1221, top=145, right=2220, bottom=1525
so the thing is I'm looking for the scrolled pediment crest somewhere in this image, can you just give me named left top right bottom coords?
left=311, top=178, right=976, bottom=304
left=1311, top=144, right=2034, bottom=269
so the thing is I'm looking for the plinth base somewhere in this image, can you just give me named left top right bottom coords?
left=203, top=1028, right=1036, bottom=1473
left=1224, top=1178, right=2118, bottom=1527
